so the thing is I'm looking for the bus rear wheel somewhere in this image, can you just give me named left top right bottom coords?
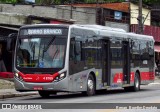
left=86, top=74, right=95, bottom=96
left=124, top=73, right=140, bottom=92
left=133, top=73, right=140, bottom=91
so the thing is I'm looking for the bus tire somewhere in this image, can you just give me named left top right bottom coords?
left=133, top=73, right=140, bottom=91
left=124, top=73, right=140, bottom=92
left=38, top=91, right=56, bottom=98
left=86, top=74, right=95, bottom=96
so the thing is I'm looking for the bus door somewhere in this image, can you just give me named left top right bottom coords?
left=102, top=39, right=111, bottom=86
left=122, top=41, right=130, bottom=84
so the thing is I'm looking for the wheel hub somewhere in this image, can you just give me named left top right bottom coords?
left=88, top=79, right=93, bottom=90
left=135, top=77, right=139, bottom=88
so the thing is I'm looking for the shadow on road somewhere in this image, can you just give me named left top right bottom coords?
left=23, top=88, right=152, bottom=101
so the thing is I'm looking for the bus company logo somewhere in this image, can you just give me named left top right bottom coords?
left=2, top=104, right=12, bottom=109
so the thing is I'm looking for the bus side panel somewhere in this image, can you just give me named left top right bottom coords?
left=68, top=70, right=89, bottom=92
left=68, top=68, right=103, bottom=92
left=111, top=69, right=135, bottom=87
left=140, top=68, right=154, bottom=85
left=110, top=68, right=123, bottom=87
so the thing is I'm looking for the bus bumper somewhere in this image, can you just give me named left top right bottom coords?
left=14, top=78, right=68, bottom=92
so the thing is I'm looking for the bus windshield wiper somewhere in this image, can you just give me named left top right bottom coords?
left=52, top=48, right=59, bottom=60
left=43, top=36, right=56, bottom=52
left=42, top=36, right=56, bottom=60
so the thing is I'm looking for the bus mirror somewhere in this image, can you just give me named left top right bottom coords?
left=7, top=33, right=17, bottom=51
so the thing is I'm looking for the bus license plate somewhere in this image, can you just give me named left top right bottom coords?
left=33, top=86, right=43, bottom=90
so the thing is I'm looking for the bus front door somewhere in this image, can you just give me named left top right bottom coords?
left=102, top=40, right=111, bottom=86
left=122, top=41, right=130, bottom=84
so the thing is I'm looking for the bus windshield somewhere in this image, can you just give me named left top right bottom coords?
left=16, top=36, right=67, bottom=68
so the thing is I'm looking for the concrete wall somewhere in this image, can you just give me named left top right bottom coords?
left=57, top=6, right=96, bottom=24
left=0, top=12, right=27, bottom=25
left=105, top=21, right=129, bottom=32
left=130, top=3, right=151, bottom=25
left=0, top=4, right=96, bottom=25
left=0, top=4, right=57, bottom=18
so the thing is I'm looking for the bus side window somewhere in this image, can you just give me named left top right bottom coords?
left=70, top=38, right=82, bottom=62
left=70, top=38, right=75, bottom=61
left=75, top=41, right=81, bottom=61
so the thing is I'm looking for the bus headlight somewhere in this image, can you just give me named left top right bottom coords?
left=54, top=72, right=66, bottom=82
left=60, top=73, right=65, bottom=79
left=15, top=73, right=19, bottom=77
left=15, top=72, right=23, bottom=81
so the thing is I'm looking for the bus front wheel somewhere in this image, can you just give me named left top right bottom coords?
left=86, top=74, right=95, bottom=96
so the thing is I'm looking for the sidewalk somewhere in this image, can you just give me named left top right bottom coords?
left=0, top=89, right=38, bottom=99
left=0, top=79, right=38, bottom=99
left=153, top=76, right=160, bottom=84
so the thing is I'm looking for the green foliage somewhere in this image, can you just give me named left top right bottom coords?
left=143, top=0, right=160, bottom=4
left=0, top=0, right=17, bottom=3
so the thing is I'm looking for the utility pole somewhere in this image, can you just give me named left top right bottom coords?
left=96, top=0, right=99, bottom=24
left=96, top=0, right=98, bottom=7
left=70, top=0, right=73, bottom=19
left=138, top=0, right=143, bottom=34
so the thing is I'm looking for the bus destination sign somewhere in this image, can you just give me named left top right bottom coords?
left=21, top=28, right=63, bottom=35
left=28, top=29, right=62, bottom=35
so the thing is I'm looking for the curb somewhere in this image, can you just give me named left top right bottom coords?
left=0, top=92, right=38, bottom=99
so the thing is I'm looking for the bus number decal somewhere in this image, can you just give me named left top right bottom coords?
left=43, top=77, right=53, bottom=81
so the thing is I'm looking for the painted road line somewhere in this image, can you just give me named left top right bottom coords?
left=97, top=109, right=118, bottom=112
left=148, top=83, right=160, bottom=85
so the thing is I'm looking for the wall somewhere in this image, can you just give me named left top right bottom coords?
left=131, top=24, right=160, bottom=42
left=130, top=3, right=151, bottom=26
left=105, top=21, right=129, bottom=32
left=0, top=12, right=26, bottom=25
left=0, top=4, right=57, bottom=18
left=0, top=4, right=96, bottom=25
left=56, top=6, right=96, bottom=24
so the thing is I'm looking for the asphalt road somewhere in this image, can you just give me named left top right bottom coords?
left=0, top=84, right=160, bottom=112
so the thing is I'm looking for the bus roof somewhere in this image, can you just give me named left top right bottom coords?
left=20, top=24, right=70, bottom=29
left=70, top=24, right=154, bottom=41
left=19, top=24, right=154, bottom=41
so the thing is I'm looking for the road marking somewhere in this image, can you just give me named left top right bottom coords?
left=97, top=109, right=118, bottom=112
left=148, top=83, right=160, bottom=85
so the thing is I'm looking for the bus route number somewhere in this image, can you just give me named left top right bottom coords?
left=43, top=77, right=53, bottom=81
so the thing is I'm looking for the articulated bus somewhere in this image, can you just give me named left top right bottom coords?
left=13, top=24, right=155, bottom=97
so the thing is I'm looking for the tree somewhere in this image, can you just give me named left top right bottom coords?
left=143, top=0, right=160, bottom=4
left=0, top=0, right=17, bottom=3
